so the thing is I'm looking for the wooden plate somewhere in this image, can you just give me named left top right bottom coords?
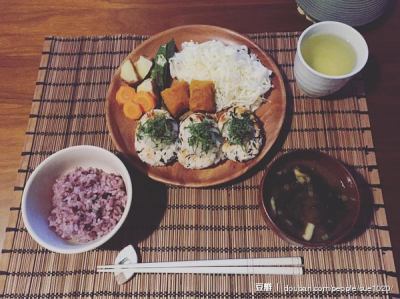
left=106, top=25, right=286, bottom=187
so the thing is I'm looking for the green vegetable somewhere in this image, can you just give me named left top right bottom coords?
left=186, top=119, right=222, bottom=154
left=151, top=38, right=176, bottom=92
left=137, top=114, right=177, bottom=149
left=225, top=111, right=255, bottom=149
left=150, top=38, right=176, bottom=112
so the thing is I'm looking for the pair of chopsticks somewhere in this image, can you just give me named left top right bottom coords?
left=97, top=257, right=304, bottom=275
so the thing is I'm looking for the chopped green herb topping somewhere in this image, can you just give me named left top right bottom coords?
left=137, top=114, right=177, bottom=149
left=226, top=111, right=255, bottom=148
left=186, top=119, right=222, bottom=154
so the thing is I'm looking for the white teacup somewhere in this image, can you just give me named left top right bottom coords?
left=294, top=21, right=368, bottom=98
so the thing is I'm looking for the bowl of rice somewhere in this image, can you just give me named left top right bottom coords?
left=21, top=145, right=132, bottom=254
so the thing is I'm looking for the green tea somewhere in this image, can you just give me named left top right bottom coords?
left=301, top=34, right=357, bottom=76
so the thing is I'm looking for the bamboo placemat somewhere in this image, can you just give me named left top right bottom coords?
left=0, top=32, right=398, bottom=298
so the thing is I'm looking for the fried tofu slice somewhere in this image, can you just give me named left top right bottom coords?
left=161, top=81, right=190, bottom=118
left=189, top=80, right=216, bottom=113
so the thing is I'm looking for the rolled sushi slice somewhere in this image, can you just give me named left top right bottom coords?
left=177, top=113, right=224, bottom=169
left=135, top=109, right=178, bottom=166
left=218, top=106, right=263, bottom=162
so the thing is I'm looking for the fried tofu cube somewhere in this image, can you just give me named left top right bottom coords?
left=189, top=80, right=215, bottom=113
left=161, top=81, right=190, bottom=118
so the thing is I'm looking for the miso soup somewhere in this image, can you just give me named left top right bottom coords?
left=267, top=165, right=349, bottom=243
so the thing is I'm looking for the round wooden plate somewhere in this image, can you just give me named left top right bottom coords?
left=106, top=25, right=286, bottom=187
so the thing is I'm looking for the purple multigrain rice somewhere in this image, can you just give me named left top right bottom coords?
left=48, top=167, right=127, bottom=243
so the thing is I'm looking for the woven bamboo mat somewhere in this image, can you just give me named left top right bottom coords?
left=0, top=32, right=398, bottom=298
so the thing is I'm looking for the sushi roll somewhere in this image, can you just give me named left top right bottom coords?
left=135, top=109, right=178, bottom=166
left=177, top=113, right=224, bottom=169
left=218, top=106, right=263, bottom=162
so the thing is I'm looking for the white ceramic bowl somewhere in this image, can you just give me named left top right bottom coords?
left=294, top=21, right=368, bottom=97
left=21, top=145, right=132, bottom=254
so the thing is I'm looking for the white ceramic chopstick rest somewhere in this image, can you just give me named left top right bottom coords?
left=114, top=245, right=137, bottom=283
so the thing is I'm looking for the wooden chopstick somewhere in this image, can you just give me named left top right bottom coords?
left=97, top=266, right=304, bottom=275
left=97, top=257, right=302, bottom=270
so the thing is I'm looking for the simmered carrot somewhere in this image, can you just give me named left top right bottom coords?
left=116, top=85, right=136, bottom=105
left=123, top=101, right=143, bottom=120
left=133, top=91, right=156, bottom=113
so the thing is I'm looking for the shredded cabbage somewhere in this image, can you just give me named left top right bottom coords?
left=169, top=40, right=272, bottom=112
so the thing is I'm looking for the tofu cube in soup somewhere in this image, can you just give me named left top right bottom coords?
left=161, top=81, right=190, bottom=118
left=189, top=80, right=216, bottom=113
